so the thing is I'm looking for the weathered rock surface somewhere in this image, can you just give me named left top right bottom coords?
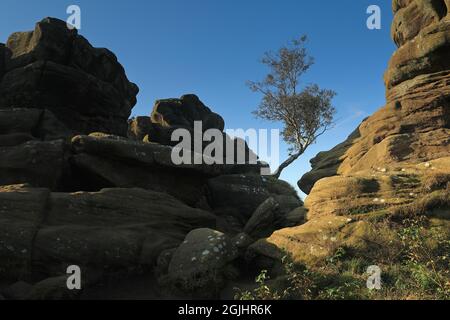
left=0, top=140, right=66, bottom=189
left=0, top=108, right=72, bottom=141
left=0, top=18, right=138, bottom=136
left=391, top=0, right=448, bottom=47
left=128, top=97, right=258, bottom=166
left=164, top=228, right=238, bottom=298
left=208, top=175, right=301, bottom=219
left=151, top=94, right=224, bottom=132
left=0, top=185, right=216, bottom=282
left=69, top=134, right=263, bottom=206
left=244, top=198, right=280, bottom=239
left=257, top=1, right=450, bottom=268
left=299, top=2, right=450, bottom=196
left=0, top=18, right=304, bottom=299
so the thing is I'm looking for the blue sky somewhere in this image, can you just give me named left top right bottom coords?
left=0, top=0, right=396, bottom=197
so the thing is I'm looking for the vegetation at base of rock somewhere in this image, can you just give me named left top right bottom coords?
left=236, top=215, right=449, bottom=300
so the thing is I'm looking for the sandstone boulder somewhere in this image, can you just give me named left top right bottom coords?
left=128, top=110, right=259, bottom=167
left=151, top=94, right=224, bottom=132
left=277, top=1, right=450, bottom=270
left=0, top=17, right=138, bottom=136
left=0, top=17, right=307, bottom=299
left=299, top=13, right=450, bottom=194
left=70, top=134, right=262, bottom=205
left=0, top=108, right=72, bottom=141
left=128, top=116, right=154, bottom=141
left=0, top=185, right=49, bottom=280
left=386, top=21, right=450, bottom=90
left=207, top=174, right=301, bottom=218
left=164, top=228, right=238, bottom=298
left=0, top=186, right=216, bottom=281
left=391, top=0, right=447, bottom=47
left=0, top=140, right=66, bottom=189
left=244, top=197, right=279, bottom=238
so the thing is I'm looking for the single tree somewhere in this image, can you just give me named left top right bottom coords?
left=248, top=36, right=336, bottom=178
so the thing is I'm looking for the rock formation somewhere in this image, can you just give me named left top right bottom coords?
left=253, top=0, right=449, bottom=266
left=3, top=1, right=447, bottom=299
left=0, top=17, right=138, bottom=136
left=0, top=18, right=303, bottom=299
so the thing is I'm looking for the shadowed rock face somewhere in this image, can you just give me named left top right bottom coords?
left=128, top=94, right=259, bottom=166
left=0, top=17, right=139, bottom=136
left=0, top=18, right=304, bottom=299
left=151, top=94, right=225, bottom=132
left=0, top=43, right=5, bottom=80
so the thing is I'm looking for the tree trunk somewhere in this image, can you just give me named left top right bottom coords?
left=273, top=151, right=303, bottom=179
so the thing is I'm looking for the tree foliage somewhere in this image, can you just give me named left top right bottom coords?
left=248, top=36, right=336, bottom=177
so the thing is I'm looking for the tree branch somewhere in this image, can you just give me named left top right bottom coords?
left=272, top=149, right=304, bottom=179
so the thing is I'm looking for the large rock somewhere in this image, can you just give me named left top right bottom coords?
left=386, top=22, right=450, bottom=90
left=128, top=116, right=155, bottom=141
left=0, top=185, right=49, bottom=279
left=128, top=107, right=259, bottom=166
left=298, top=128, right=361, bottom=194
left=0, top=186, right=216, bottom=281
left=391, top=0, right=448, bottom=47
left=0, top=17, right=306, bottom=299
left=0, top=140, right=66, bottom=189
left=0, top=108, right=72, bottom=141
left=299, top=6, right=450, bottom=195
left=70, top=134, right=261, bottom=205
left=271, top=1, right=450, bottom=269
left=244, top=198, right=279, bottom=239
left=0, top=18, right=138, bottom=136
left=164, top=228, right=238, bottom=298
left=151, top=94, right=224, bottom=132
left=207, top=174, right=301, bottom=219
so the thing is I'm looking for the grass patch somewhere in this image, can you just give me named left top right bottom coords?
left=235, top=216, right=450, bottom=300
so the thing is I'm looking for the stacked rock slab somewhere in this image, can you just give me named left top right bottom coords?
left=128, top=94, right=224, bottom=145
left=0, top=17, right=139, bottom=136
left=0, top=18, right=304, bottom=299
left=252, top=0, right=450, bottom=266
left=128, top=94, right=258, bottom=165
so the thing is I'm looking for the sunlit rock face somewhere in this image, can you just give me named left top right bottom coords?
left=251, top=0, right=450, bottom=267
left=298, top=0, right=450, bottom=197
left=0, top=18, right=305, bottom=299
